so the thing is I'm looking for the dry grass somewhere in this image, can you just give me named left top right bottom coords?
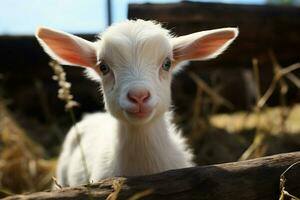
left=186, top=52, right=300, bottom=163
left=49, top=60, right=91, bottom=185
left=105, top=179, right=124, bottom=200
left=279, top=161, right=300, bottom=200
left=210, top=104, right=300, bottom=134
left=128, top=189, right=154, bottom=200
left=0, top=99, right=56, bottom=195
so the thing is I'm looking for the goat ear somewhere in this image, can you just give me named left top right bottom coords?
left=172, top=28, right=238, bottom=63
left=36, top=27, right=97, bottom=68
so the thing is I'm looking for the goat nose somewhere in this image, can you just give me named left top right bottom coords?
left=127, top=89, right=150, bottom=104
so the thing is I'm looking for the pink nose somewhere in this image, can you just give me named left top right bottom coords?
left=127, top=89, right=150, bottom=105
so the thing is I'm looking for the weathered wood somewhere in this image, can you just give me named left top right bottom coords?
left=128, top=2, right=300, bottom=67
left=4, top=152, right=300, bottom=200
left=129, top=2, right=300, bottom=108
left=128, top=2, right=300, bottom=78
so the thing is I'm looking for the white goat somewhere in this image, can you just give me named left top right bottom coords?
left=36, top=19, right=238, bottom=186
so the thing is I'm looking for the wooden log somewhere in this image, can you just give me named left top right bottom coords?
left=4, top=151, right=300, bottom=200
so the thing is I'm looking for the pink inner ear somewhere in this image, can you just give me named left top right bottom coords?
left=38, top=28, right=97, bottom=67
left=173, top=31, right=236, bottom=61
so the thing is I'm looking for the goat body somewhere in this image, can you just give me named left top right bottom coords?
left=36, top=19, right=238, bottom=186
left=57, top=112, right=192, bottom=185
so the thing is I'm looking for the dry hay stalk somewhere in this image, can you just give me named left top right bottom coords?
left=279, top=161, right=300, bottom=200
left=0, top=99, right=56, bottom=195
left=239, top=51, right=300, bottom=161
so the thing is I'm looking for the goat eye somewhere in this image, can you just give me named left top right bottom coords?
left=162, top=58, right=171, bottom=71
left=99, top=62, right=110, bottom=75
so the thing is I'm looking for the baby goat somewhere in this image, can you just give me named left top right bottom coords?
left=36, top=19, right=238, bottom=186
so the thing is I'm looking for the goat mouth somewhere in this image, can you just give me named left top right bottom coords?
left=125, top=109, right=152, bottom=118
left=123, top=106, right=154, bottom=120
left=126, top=111, right=151, bottom=118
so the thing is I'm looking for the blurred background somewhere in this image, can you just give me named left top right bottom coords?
left=0, top=0, right=300, bottom=196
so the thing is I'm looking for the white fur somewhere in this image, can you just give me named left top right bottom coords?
left=36, top=19, right=238, bottom=187
left=57, top=112, right=193, bottom=186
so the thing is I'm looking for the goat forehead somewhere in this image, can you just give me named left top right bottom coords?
left=102, top=19, right=170, bottom=39
left=99, top=20, right=172, bottom=68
